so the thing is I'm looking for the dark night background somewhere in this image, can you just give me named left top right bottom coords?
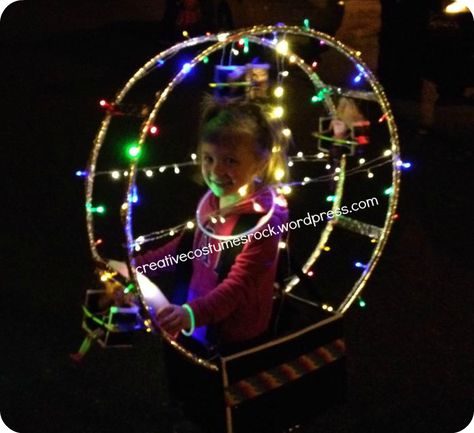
left=1, top=1, right=473, bottom=432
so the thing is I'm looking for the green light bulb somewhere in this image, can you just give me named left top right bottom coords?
left=358, top=298, right=366, bottom=308
left=128, top=145, right=141, bottom=159
left=326, top=195, right=336, bottom=202
left=303, top=18, right=310, bottom=29
left=88, top=205, right=106, bottom=214
left=384, top=186, right=393, bottom=196
left=124, top=283, right=135, bottom=294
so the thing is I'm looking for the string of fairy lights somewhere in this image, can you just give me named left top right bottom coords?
left=82, top=22, right=409, bottom=313
left=77, top=147, right=409, bottom=215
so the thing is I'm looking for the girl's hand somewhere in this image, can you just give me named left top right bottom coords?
left=156, top=305, right=191, bottom=336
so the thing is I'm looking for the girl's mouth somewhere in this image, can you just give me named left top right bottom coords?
left=211, top=179, right=233, bottom=187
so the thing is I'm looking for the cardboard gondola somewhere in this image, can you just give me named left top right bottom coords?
left=166, top=294, right=346, bottom=433
left=79, top=264, right=345, bottom=433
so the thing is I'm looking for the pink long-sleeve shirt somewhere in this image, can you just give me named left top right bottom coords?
left=134, top=185, right=289, bottom=345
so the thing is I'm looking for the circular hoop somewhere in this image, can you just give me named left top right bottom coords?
left=85, top=25, right=401, bottom=369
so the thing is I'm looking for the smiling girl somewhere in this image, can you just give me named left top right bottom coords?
left=134, top=98, right=289, bottom=352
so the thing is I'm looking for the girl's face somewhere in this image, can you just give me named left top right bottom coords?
left=200, top=139, right=267, bottom=203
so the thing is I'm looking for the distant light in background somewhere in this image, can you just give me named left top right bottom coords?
left=445, top=0, right=473, bottom=17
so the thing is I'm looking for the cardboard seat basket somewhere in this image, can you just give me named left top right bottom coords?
left=165, top=293, right=346, bottom=433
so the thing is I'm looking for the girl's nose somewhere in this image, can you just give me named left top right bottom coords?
left=211, top=162, right=226, bottom=178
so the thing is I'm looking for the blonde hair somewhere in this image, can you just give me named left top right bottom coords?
left=336, top=97, right=365, bottom=126
left=199, top=96, right=290, bottom=184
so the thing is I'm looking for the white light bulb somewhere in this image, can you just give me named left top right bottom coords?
left=445, top=1, right=470, bottom=14
left=359, top=158, right=366, bottom=165
left=276, top=40, right=289, bottom=55
left=111, top=171, right=120, bottom=179
left=274, top=86, right=284, bottom=98
left=272, top=106, right=284, bottom=118
left=274, top=168, right=285, bottom=181
left=238, top=184, right=249, bottom=197
left=145, top=170, right=153, bottom=177
left=282, top=128, right=291, bottom=137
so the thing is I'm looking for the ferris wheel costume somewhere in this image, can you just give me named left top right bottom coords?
left=74, top=23, right=410, bottom=433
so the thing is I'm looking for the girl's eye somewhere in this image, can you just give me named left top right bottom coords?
left=225, top=158, right=238, bottom=165
left=203, top=155, right=213, bottom=164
